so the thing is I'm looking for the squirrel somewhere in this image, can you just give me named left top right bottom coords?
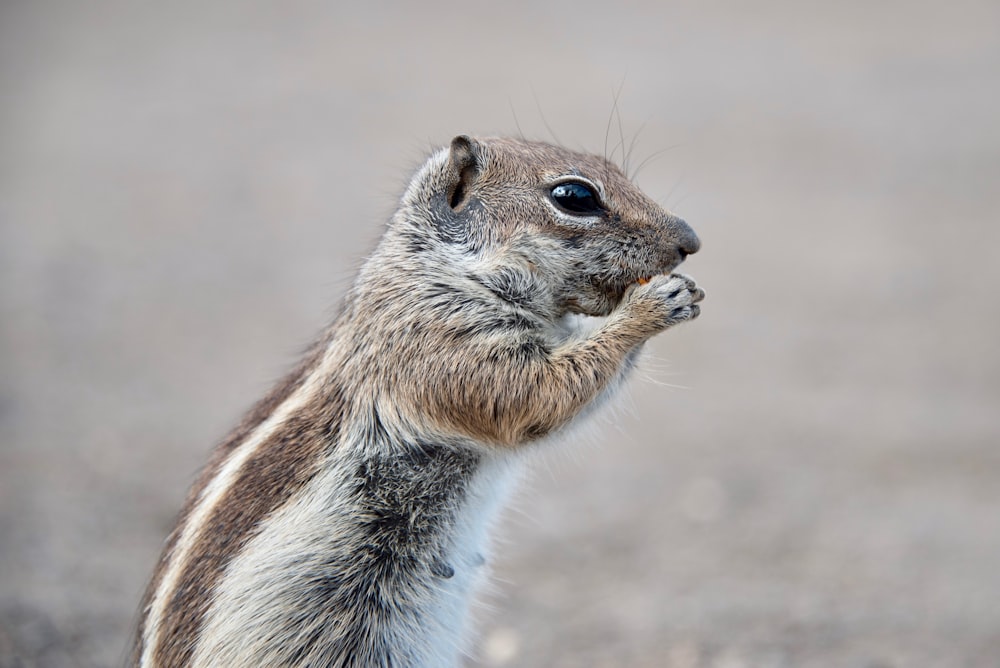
left=131, top=135, right=703, bottom=667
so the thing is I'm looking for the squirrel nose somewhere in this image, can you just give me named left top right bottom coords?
left=672, top=216, right=701, bottom=258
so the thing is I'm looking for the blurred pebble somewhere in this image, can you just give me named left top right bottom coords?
left=482, top=626, right=520, bottom=665
left=668, top=639, right=702, bottom=668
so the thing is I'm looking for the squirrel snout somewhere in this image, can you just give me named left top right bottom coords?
left=671, top=216, right=701, bottom=259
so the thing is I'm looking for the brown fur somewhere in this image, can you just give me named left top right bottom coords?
left=152, top=385, right=345, bottom=665
left=131, top=339, right=332, bottom=663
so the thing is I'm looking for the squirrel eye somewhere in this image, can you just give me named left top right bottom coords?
left=550, top=182, right=602, bottom=216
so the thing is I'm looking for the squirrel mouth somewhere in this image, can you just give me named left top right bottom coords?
left=591, top=271, right=663, bottom=307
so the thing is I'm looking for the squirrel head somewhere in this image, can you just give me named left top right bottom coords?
left=393, top=135, right=700, bottom=318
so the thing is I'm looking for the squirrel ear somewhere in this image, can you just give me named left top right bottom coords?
left=447, top=135, right=480, bottom=210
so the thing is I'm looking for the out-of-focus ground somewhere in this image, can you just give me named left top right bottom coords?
left=2, top=1, right=999, bottom=666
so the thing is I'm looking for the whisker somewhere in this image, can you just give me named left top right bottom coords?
left=631, top=143, right=682, bottom=182
left=624, top=121, right=647, bottom=179
left=508, top=98, right=526, bottom=141
left=613, top=77, right=627, bottom=170
left=530, top=84, right=561, bottom=146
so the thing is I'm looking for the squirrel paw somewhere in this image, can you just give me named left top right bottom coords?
left=626, top=273, right=705, bottom=331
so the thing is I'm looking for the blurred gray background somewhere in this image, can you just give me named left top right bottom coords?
left=2, top=1, right=998, bottom=666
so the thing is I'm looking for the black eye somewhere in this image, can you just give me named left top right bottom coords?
left=550, top=182, right=602, bottom=216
